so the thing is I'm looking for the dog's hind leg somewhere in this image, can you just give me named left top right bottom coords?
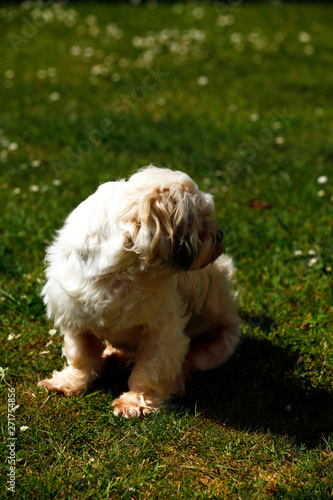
left=175, top=321, right=240, bottom=395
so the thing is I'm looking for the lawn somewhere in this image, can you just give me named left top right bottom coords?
left=1, top=0, right=332, bottom=498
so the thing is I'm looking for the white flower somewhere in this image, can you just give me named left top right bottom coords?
left=286, top=405, right=292, bottom=411
left=4, top=69, right=15, bottom=79
left=37, top=69, right=47, bottom=79
left=253, top=37, right=267, bottom=51
left=197, top=76, right=209, bottom=86
left=8, top=142, right=18, bottom=151
left=317, top=189, right=325, bottom=197
left=39, top=350, right=50, bottom=355
left=248, top=32, right=260, bottom=43
left=91, top=64, right=104, bottom=76
left=20, top=426, right=29, bottom=431
left=132, top=36, right=144, bottom=48
left=52, top=179, right=61, bottom=186
left=83, top=47, right=95, bottom=58
left=105, top=23, right=123, bottom=39
left=13, top=188, right=21, bottom=195
left=294, top=250, right=303, bottom=256
left=275, top=137, right=285, bottom=145
left=304, top=45, right=314, bottom=55
left=85, top=15, right=97, bottom=26
left=29, top=185, right=39, bottom=192
left=308, top=257, right=318, bottom=267
left=230, top=33, right=242, bottom=44
left=317, top=175, right=328, bottom=184
left=69, top=45, right=82, bottom=56
left=249, top=113, right=259, bottom=122
left=49, top=329, right=57, bottom=335
left=8, top=334, right=15, bottom=340
left=31, top=159, right=41, bottom=167
left=298, top=31, right=311, bottom=43
left=47, top=68, right=57, bottom=78
left=217, top=15, right=234, bottom=27
left=49, top=92, right=61, bottom=102
left=88, top=458, right=95, bottom=464
left=192, top=7, right=205, bottom=19
left=0, top=367, right=8, bottom=378
left=308, top=249, right=316, bottom=255
left=272, top=121, right=283, bottom=130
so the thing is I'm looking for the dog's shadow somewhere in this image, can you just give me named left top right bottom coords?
left=179, top=334, right=333, bottom=448
left=93, top=317, right=332, bottom=448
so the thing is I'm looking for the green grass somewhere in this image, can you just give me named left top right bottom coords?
left=1, top=1, right=332, bottom=498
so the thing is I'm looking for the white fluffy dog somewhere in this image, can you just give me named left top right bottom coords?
left=38, top=166, right=240, bottom=417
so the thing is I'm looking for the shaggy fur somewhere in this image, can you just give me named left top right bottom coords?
left=38, top=166, right=240, bottom=417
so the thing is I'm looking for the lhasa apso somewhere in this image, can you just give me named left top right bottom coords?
left=38, top=166, right=240, bottom=417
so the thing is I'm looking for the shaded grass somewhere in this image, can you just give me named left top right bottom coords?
left=0, top=1, right=332, bottom=498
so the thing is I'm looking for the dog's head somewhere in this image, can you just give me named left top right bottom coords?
left=119, top=166, right=224, bottom=271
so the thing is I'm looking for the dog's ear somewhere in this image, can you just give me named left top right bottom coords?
left=123, top=186, right=204, bottom=270
left=169, top=210, right=203, bottom=271
left=121, top=177, right=225, bottom=271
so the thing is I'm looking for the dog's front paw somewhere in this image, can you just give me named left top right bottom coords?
left=112, top=391, right=157, bottom=418
left=38, top=378, right=79, bottom=396
left=38, top=368, right=87, bottom=397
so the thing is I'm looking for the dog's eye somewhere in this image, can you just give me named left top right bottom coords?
left=216, top=229, right=223, bottom=243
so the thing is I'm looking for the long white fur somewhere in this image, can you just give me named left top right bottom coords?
left=38, top=166, right=240, bottom=417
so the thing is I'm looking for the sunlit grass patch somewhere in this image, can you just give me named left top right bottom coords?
left=0, top=1, right=332, bottom=498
